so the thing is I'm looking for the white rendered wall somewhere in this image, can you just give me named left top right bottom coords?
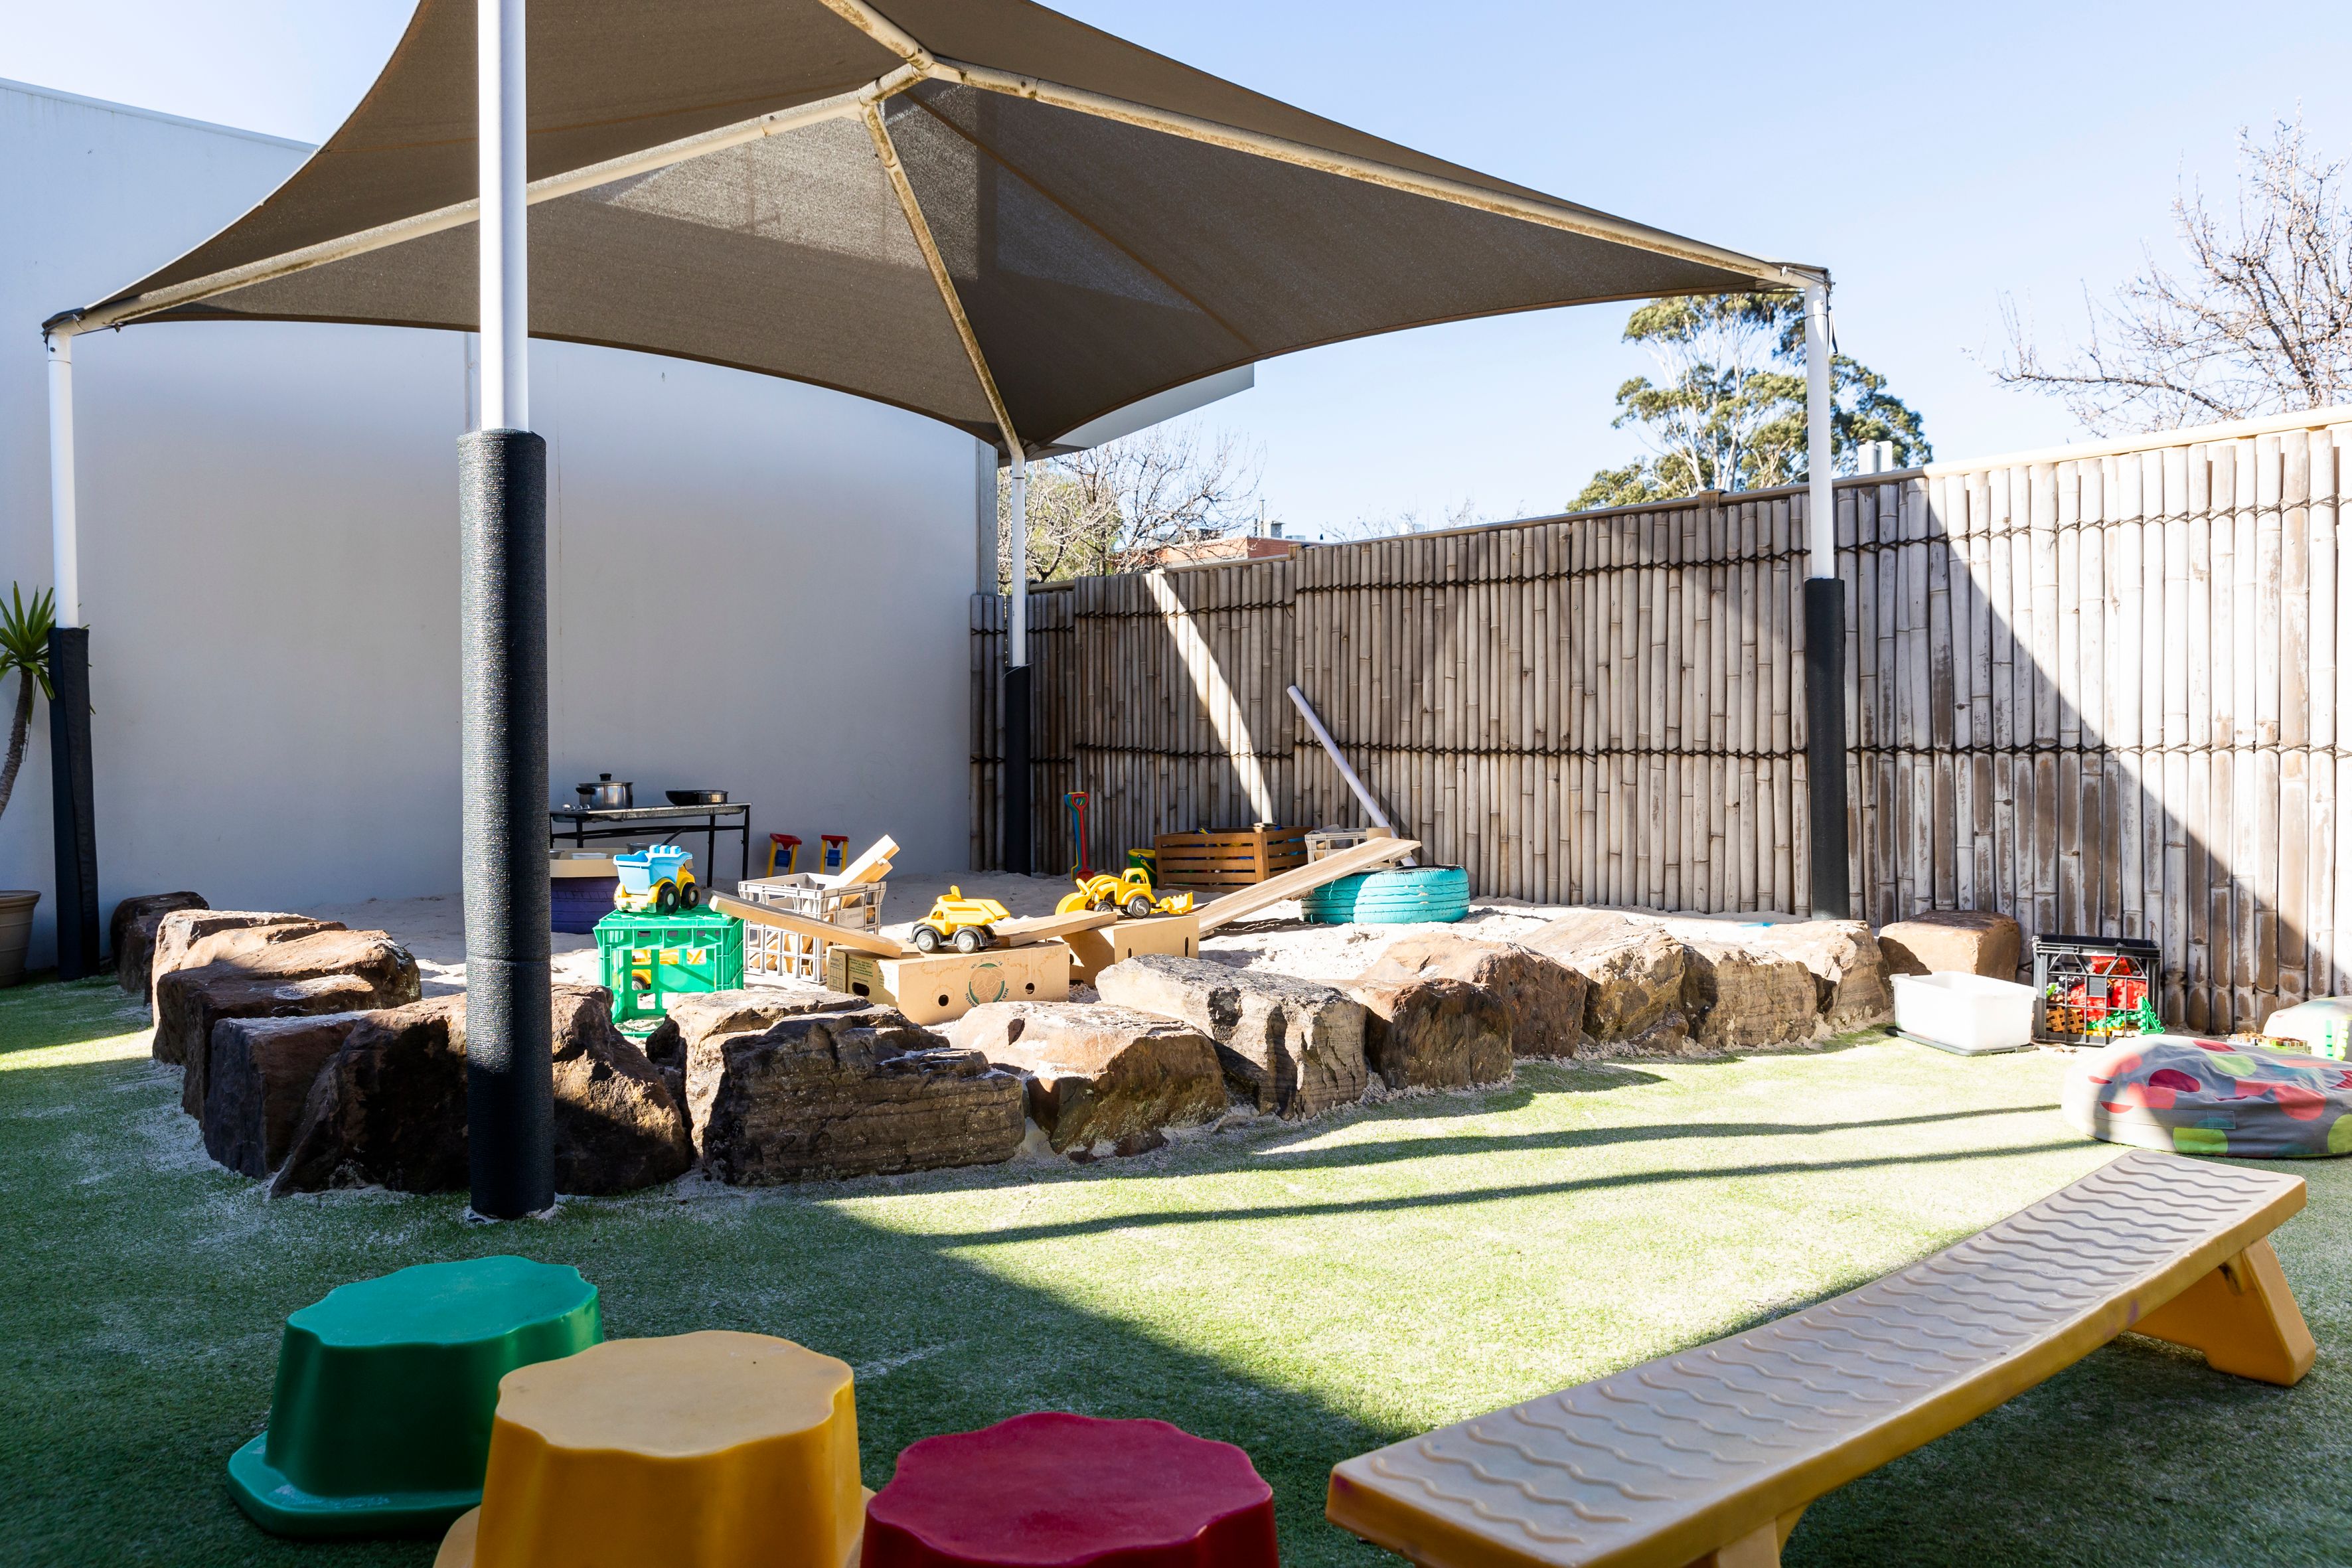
left=1, top=80, right=980, bottom=968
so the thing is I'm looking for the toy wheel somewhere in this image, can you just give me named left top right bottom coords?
left=1089, top=898, right=1115, bottom=914
left=953, top=927, right=986, bottom=955
left=680, top=880, right=701, bottom=909
left=1123, top=894, right=1154, bottom=919
left=912, top=924, right=943, bottom=954
left=655, top=882, right=680, bottom=915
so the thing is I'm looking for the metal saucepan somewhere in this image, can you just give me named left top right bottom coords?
left=576, top=774, right=632, bottom=810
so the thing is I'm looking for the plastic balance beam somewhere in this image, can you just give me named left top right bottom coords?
left=1326, top=1150, right=2315, bottom=1567
left=863, top=1411, right=1279, bottom=1568
left=434, top=1330, right=865, bottom=1568
left=226, top=1256, right=600, bottom=1537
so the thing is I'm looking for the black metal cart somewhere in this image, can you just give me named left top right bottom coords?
left=548, top=801, right=752, bottom=886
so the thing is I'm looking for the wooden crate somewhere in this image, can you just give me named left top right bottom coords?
left=1153, top=826, right=1308, bottom=888
left=1064, top=913, right=1201, bottom=987
left=824, top=942, right=1069, bottom=1026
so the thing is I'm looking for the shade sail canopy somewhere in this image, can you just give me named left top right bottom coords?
left=55, top=0, right=1808, bottom=451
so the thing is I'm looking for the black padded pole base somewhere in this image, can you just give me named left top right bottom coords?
left=459, top=430, right=554, bottom=1219
left=1003, top=662, right=1032, bottom=876
left=47, top=627, right=99, bottom=979
left=1803, top=577, right=1854, bottom=921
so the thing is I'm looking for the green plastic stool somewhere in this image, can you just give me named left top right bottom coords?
left=226, top=1256, right=601, bottom=1537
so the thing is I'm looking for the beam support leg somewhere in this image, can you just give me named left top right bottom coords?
left=2135, top=1239, right=2317, bottom=1386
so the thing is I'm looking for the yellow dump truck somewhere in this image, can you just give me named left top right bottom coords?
left=910, top=887, right=1012, bottom=954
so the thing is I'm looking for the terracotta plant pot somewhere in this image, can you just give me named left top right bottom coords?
left=0, top=890, right=39, bottom=987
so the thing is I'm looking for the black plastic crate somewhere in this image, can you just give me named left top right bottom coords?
left=2031, top=933, right=2161, bottom=1044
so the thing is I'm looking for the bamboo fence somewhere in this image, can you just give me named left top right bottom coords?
left=975, top=406, right=2352, bottom=1032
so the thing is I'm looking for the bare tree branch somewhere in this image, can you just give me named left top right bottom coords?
left=1998, top=115, right=2352, bottom=433
left=996, top=424, right=1265, bottom=586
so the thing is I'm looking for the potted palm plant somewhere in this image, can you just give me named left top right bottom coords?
left=0, top=586, right=55, bottom=985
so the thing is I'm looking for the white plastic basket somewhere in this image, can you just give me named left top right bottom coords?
left=1891, top=971, right=2036, bottom=1056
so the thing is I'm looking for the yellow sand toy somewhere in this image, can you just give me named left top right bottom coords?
left=910, top=886, right=1011, bottom=955
left=1057, top=867, right=1195, bottom=920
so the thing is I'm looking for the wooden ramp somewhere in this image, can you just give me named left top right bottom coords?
left=1326, top=1151, right=2314, bottom=1567
left=1194, top=836, right=1421, bottom=931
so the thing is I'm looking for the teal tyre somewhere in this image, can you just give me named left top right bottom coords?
left=1301, top=865, right=1470, bottom=925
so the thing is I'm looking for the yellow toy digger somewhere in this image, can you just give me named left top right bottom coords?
left=1056, top=866, right=1194, bottom=919
left=911, top=887, right=1011, bottom=955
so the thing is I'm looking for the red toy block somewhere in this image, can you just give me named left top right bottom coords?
left=863, top=1411, right=1279, bottom=1568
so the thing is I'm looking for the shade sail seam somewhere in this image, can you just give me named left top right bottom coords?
left=54, top=65, right=932, bottom=337
left=862, top=101, right=1022, bottom=451
left=926, top=56, right=1804, bottom=287
left=901, top=92, right=1262, bottom=357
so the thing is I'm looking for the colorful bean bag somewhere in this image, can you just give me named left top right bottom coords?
left=2063, top=1035, right=2352, bottom=1158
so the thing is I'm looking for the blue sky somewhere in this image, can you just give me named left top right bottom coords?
left=5, top=0, right=2350, bottom=534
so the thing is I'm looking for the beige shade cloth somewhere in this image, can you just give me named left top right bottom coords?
left=57, top=0, right=1804, bottom=449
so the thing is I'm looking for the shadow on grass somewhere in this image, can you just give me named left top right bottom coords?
left=922, top=1140, right=2093, bottom=1248
left=0, top=974, right=145, bottom=1056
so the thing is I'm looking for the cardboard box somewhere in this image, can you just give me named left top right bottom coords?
left=1063, top=913, right=1202, bottom=986
left=824, top=941, right=1069, bottom=1026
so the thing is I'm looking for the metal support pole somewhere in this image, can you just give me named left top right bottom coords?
left=463, top=0, right=552, bottom=1219
left=1802, top=279, right=1852, bottom=919
left=44, top=330, right=100, bottom=976
left=1002, top=447, right=1032, bottom=874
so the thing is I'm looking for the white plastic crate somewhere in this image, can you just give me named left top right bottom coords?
left=733, top=874, right=887, bottom=981
left=1891, top=971, right=2036, bottom=1056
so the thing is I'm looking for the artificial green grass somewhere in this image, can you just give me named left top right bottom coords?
left=3, top=975, right=2346, bottom=1567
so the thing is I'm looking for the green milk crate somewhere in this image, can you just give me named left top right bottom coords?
left=593, top=908, right=744, bottom=1023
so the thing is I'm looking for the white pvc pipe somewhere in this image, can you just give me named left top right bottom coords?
left=479, top=0, right=529, bottom=431
left=1008, top=447, right=1028, bottom=666
left=46, top=332, right=79, bottom=627
left=1287, top=685, right=1389, bottom=829
left=1804, top=279, right=1835, bottom=580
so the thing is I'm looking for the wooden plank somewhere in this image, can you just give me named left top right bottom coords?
left=1194, top=836, right=1423, bottom=931
left=989, top=907, right=1119, bottom=947
left=708, top=892, right=909, bottom=957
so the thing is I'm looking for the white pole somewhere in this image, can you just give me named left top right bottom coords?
left=1287, top=685, right=1391, bottom=830
left=1804, top=279, right=1834, bottom=579
left=479, top=0, right=528, bottom=431
left=1008, top=447, right=1028, bottom=666
left=45, top=332, right=79, bottom=627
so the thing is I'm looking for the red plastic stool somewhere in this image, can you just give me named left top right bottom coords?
left=863, top=1412, right=1277, bottom=1568
left=764, top=833, right=802, bottom=877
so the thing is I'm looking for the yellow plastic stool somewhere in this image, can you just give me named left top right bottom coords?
left=433, top=1330, right=864, bottom=1568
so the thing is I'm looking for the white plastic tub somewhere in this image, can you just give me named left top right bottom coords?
left=1890, top=971, right=2037, bottom=1055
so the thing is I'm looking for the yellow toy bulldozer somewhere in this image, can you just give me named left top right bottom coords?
left=1057, top=866, right=1194, bottom=919
left=911, top=886, right=1012, bottom=955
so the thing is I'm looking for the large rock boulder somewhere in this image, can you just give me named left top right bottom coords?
left=201, top=1012, right=367, bottom=1178
left=1350, top=977, right=1514, bottom=1091
left=1681, top=943, right=1824, bottom=1050
left=1520, top=912, right=1689, bottom=1052
left=550, top=987, right=696, bottom=1194
left=1354, top=932, right=1587, bottom=1057
left=1738, top=920, right=1894, bottom=1032
left=157, top=928, right=422, bottom=1115
left=269, top=986, right=692, bottom=1198
left=111, top=892, right=207, bottom=996
left=947, top=1002, right=1226, bottom=1155
left=643, top=983, right=868, bottom=1129
left=1094, top=955, right=1368, bottom=1118
left=147, top=909, right=345, bottom=1012
left=686, top=1012, right=1025, bottom=1184
left=1876, top=910, right=2023, bottom=981
left=270, top=995, right=469, bottom=1196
